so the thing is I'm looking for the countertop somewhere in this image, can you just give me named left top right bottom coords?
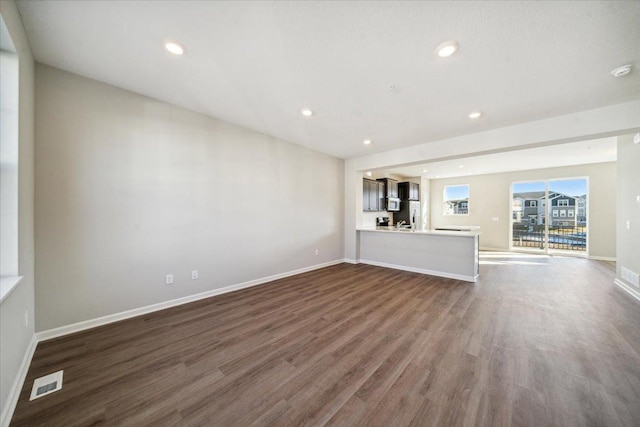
left=357, top=226, right=480, bottom=237
left=433, top=225, right=481, bottom=231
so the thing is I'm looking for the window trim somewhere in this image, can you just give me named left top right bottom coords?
left=1, top=43, right=20, bottom=279
left=443, top=184, right=470, bottom=216
left=0, top=276, right=23, bottom=304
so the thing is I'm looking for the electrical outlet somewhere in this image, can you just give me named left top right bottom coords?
left=627, top=220, right=631, bottom=230
left=25, top=310, right=29, bottom=328
left=314, top=249, right=319, bottom=255
left=191, top=270, right=198, bottom=280
left=165, top=274, right=174, bottom=285
left=492, top=217, right=499, bottom=222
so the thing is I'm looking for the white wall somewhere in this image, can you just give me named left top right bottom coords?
left=616, top=135, right=640, bottom=290
left=429, top=162, right=617, bottom=257
left=0, top=0, right=35, bottom=422
left=344, top=101, right=640, bottom=260
left=34, top=64, right=344, bottom=331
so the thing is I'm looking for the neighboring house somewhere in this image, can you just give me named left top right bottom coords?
left=577, top=195, right=587, bottom=224
left=513, top=191, right=579, bottom=226
left=549, top=192, right=577, bottom=226
left=513, top=191, right=545, bottom=225
left=445, top=199, right=468, bottom=215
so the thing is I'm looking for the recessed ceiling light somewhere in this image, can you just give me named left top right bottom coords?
left=422, top=169, right=429, bottom=173
left=365, top=171, right=372, bottom=177
left=436, top=41, right=458, bottom=58
left=435, top=175, right=440, bottom=178
left=363, top=139, right=372, bottom=145
left=164, top=41, right=185, bottom=55
left=611, top=64, right=633, bottom=78
left=301, top=108, right=314, bottom=117
left=458, top=165, right=464, bottom=168
left=468, top=111, right=483, bottom=119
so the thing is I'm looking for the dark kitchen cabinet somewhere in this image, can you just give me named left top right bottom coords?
left=399, top=182, right=420, bottom=201
left=363, top=179, right=386, bottom=211
left=377, top=181, right=385, bottom=210
left=411, top=183, right=420, bottom=200
left=377, top=178, right=398, bottom=199
left=368, top=181, right=378, bottom=211
left=363, top=179, right=371, bottom=211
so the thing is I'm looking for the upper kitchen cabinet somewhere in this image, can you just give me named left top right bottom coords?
left=399, top=182, right=420, bottom=201
left=363, top=179, right=385, bottom=211
left=377, top=178, right=398, bottom=199
left=363, top=179, right=372, bottom=211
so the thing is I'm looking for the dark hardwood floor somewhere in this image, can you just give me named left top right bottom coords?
left=11, top=254, right=640, bottom=426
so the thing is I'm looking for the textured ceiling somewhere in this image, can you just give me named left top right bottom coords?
left=16, top=1, right=640, bottom=159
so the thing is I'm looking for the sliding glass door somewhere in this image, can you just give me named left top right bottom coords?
left=511, top=181, right=547, bottom=252
left=511, top=178, right=588, bottom=255
left=547, top=178, right=587, bottom=253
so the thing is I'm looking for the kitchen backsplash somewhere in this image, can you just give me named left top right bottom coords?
left=362, top=211, right=393, bottom=227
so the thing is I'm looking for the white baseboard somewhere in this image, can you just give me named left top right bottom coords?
left=358, top=259, right=477, bottom=283
left=589, top=256, right=617, bottom=262
left=36, top=259, right=345, bottom=342
left=0, top=335, right=37, bottom=427
left=614, top=278, right=640, bottom=302
left=343, top=258, right=358, bottom=264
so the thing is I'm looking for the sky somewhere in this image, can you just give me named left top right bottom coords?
left=444, top=185, right=469, bottom=200
left=513, top=179, right=587, bottom=197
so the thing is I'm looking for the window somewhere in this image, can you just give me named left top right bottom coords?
left=443, top=185, right=469, bottom=215
left=512, top=178, right=588, bottom=253
left=1, top=14, right=21, bottom=302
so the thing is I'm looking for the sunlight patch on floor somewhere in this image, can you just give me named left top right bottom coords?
left=480, top=260, right=550, bottom=266
left=480, top=252, right=550, bottom=259
left=479, top=251, right=552, bottom=266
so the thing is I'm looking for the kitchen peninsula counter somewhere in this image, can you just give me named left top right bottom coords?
left=356, top=227, right=480, bottom=282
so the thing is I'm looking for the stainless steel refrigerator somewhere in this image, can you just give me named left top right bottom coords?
left=395, top=201, right=421, bottom=229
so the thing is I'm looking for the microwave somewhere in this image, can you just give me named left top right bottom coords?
left=386, top=197, right=400, bottom=212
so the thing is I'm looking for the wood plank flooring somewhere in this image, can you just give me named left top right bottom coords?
left=10, top=254, right=640, bottom=426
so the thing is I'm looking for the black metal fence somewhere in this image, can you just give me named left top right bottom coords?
left=512, top=224, right=586, bottom=251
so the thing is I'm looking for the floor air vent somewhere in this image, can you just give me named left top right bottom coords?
left=30, top=370, right=63, bottom=401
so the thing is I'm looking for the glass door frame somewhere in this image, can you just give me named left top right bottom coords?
left=509, top=176, right=589, bottom=257
left=509, top=179, right=549, bottom=254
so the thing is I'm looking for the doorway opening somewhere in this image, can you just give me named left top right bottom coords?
left=511, top=177, right=588, bottom=256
